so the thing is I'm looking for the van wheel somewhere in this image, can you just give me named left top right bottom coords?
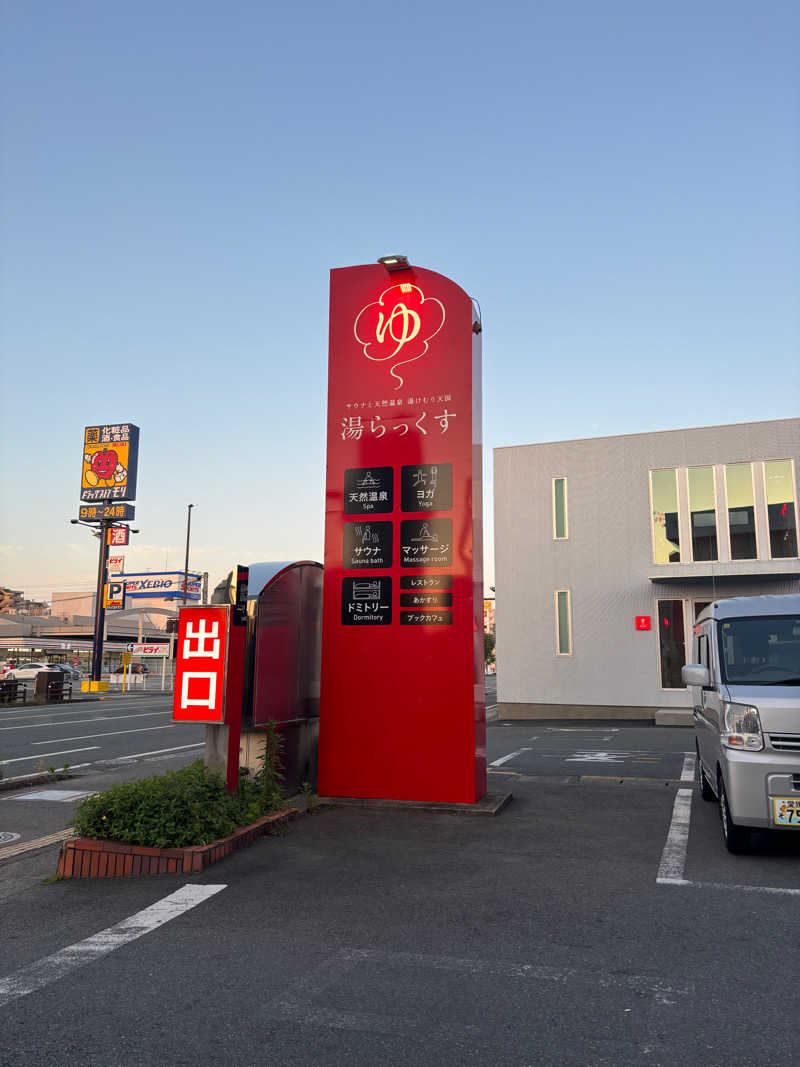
left=718, top=774, right=750, bottom=854
left=697, top=749, right=715, bottom=801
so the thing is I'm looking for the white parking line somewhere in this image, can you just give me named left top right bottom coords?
left=94, top=742, right=204, bottom=762
left=32, top=724, right=177, bottom=745
left=0, top=711, right=173, bottom=731
left=658, top=754, right=800, bottom=896
left=670, top=880, right=800, bottom=897
left=0, top=884, right=226, bottom=1008
left=545, top=727, right=620, bottom=733
left=0, top=744, right=204, bottom=786
left=266, top=946, right=691, bottom=1036
left=489, top=747, right=532, bottom=767
left=656, top=774, right=694, bottom=886
left=680, top=755, right=696, bottom=781
left=0, top=704, right=171, bottom=724
left=0, top=747, right=100, bottom=766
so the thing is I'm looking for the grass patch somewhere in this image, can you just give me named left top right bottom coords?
left=71, top=761, right=282, bottom=849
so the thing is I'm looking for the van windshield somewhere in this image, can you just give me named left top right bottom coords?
left=718, top=615, right=800, bottom=685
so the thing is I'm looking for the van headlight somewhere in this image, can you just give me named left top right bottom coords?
left=721, top=703, right=764, bottom=751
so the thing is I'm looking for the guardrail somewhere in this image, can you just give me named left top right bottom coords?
left=0, top=674, right=73, bottom=704
left=0, top=678, right=27, bottom=705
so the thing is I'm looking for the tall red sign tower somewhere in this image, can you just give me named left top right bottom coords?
left=319, top=259, right=485, bottom=803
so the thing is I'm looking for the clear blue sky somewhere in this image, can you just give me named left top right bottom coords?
left=1, top=1, right=798, bottom=601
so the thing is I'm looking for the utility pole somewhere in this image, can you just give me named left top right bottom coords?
left=183, top=504, right=195, bottom=605
left=91, top=519, right=110, bottom=682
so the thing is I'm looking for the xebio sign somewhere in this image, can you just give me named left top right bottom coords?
left=319, top=262, right=485, bottom=804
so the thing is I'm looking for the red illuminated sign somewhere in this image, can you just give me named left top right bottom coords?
left=107, top=525, right=129, bottom=546
left=172, top=606, right=230, bottom=724
left=319, top=262, right=485, bottom=804
left=354, top=283, right=446, bottom=389
left=635, top=616, right=651, bottom=631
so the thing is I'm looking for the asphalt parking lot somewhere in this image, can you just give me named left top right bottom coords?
left=488, top=719, right=800, bottom=891
left=1, top=717, right=799, bottom=1066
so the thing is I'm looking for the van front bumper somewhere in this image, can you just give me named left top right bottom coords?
left=722, top=748, right=800, bottom=829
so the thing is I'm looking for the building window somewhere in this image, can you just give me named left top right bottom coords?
left=687, top=466, right=718, bottom=561
left=650, top=469, right=681, bottom=563
left=657, top=599, right=686, bottom=689
left=764, top=459, right=798, bottom=559
left=725, top=463, right=757, bottom=560
left=555, top=590, right=572, bottom=655
left=552, top=477, right=568, bottom=540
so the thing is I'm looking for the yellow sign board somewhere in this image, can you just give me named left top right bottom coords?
left=80, top=424, right=139, bottom=503
left=121, top=652, right=132, bottom=666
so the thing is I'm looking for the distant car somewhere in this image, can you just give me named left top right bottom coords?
left=5, top=662, right=58, bottom=680
left=50, top=663, right=83, bottom=681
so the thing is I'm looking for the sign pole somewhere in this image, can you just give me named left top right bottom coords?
left=183, top=504, right=194, bottom=605
left=91, top=519, right=109, bottom=682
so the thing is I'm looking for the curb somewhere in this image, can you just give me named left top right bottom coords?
left=56, top=807, right=300, bottom=879
left=316, top=791, right=513, bottom=816
left=654, top=709, right=694, bottom=727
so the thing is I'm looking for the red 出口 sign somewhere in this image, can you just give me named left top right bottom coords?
left=318, top=261, right=485, bottom=804
left=172, top=604, right=246, bottom=791
left=172, top=606, right=230, bottom=724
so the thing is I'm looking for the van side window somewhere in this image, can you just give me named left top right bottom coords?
left=698, top=634, right=710, bottom=670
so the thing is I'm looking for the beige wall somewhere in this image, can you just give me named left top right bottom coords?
left=494, top=419, right=800, bottom=717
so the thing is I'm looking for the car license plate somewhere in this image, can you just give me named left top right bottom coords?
left=772, top=798, right=800, bottom=827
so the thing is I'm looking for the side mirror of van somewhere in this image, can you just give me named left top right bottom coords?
left=682, top=664, right=710, bottom=687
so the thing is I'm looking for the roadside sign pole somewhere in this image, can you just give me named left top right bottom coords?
left=91, top=519, right=109, bottom=682
left=165, top=627, right=175, bottom=692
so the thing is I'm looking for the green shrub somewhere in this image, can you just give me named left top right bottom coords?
left=71, top=761, right=277, bottom=849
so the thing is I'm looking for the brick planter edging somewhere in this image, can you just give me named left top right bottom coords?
left=56, top=807, right=300, bottom=879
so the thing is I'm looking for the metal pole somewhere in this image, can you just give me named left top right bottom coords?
left=183, top=504, right=194, bottom=605
left=91, top=520, right=109, bottom=682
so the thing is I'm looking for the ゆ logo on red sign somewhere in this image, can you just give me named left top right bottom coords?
left=354, top=284, right=445, bottom=390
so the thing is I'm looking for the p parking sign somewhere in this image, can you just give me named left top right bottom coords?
left=104, top=581, right=126, bottom=610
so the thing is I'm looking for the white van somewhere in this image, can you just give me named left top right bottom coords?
left=682, top=594, right=800, bottom=853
